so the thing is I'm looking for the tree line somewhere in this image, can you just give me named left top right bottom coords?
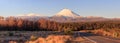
left=0, top=16, right=120, bottom=31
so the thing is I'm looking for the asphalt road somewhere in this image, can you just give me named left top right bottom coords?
left=75, top=32, right=120, bottom=43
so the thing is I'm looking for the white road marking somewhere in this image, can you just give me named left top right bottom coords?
left=83, top=37, right=97, bottom=43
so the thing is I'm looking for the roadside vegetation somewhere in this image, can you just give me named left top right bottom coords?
left=83, top=28, right=120, bottom=38
left=26, top=33, right=85, bottom=43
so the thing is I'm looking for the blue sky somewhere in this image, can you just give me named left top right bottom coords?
left=0, top=0, right=120, bottom=18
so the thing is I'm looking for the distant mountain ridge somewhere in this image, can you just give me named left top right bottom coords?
left=5, top=9, right=120, bottom=22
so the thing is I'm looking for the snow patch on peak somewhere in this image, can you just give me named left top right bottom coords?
left=54, top=9, right=80, bottom=18
left=25, top=13, right=40, bottom=16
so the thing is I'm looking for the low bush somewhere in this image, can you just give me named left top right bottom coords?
left=29, top=35, right=38, bottom=41
left=63, top=28, right=73, bottom=35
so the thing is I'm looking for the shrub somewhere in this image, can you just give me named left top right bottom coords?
left=87, top=30, right=92, bottom=33
left=113, top=32, right=119, bottom=38
left=29, top=35, right=38, bottom=41
left=63, top=28, right=73, bottom=35
left=8, top=32, right=14, bottom=36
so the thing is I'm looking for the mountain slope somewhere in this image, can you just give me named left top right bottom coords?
left=54, top=9, right=80, bottom=18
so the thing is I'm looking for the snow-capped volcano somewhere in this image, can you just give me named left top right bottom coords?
left=54, top=9, right=80, bottom=18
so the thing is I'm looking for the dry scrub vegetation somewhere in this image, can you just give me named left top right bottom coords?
left=4, top=31, right=85, bottom=43
left=25, top=35, right=84, bottom=43
left=85, top=29, right=120, bottom=38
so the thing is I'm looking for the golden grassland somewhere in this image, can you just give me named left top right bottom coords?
left=25, top=35, right=84, bottom=43
left=83, top=28, right=120, bottom=38
left=6, top=31, right=85, bottom=43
